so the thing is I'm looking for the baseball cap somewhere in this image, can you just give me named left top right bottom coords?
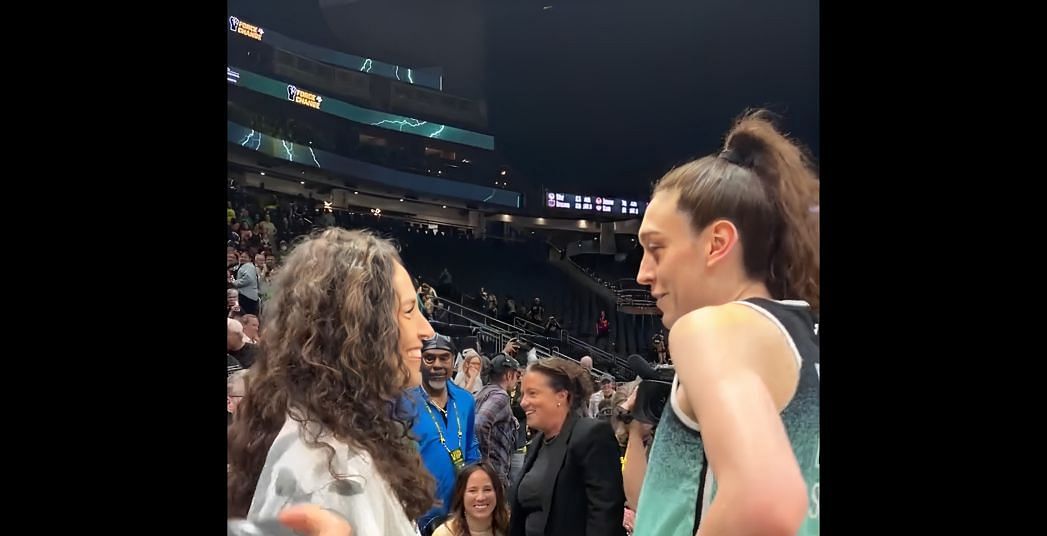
left=490, top=354, right=523, bottom=374
left=422, top=333, right=456, bottom=355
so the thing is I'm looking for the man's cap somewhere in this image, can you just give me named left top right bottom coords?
left=491, top=354, right=523, bottom=373
left=422, top=333, right=456, bottom=355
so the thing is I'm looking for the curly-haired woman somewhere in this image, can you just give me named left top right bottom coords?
left=228, top=229, right=438, bottom=535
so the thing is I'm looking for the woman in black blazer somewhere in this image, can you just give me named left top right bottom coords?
left=510, top=357, right=625, bottom=536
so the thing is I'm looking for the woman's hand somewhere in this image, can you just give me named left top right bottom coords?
left=623, top=507, right=636, bottom=532
left=619, top=387, right=654, bottom=441
left=278, top=505, right=352, bottom=536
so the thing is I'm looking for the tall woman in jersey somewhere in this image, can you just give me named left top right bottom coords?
left=625, top=111, right=819, bottom=536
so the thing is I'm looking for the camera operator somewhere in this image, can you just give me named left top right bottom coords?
left=619, top=354, right=673, bottom=510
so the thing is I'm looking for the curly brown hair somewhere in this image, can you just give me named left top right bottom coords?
left=227, top=228, right=436, bottom=519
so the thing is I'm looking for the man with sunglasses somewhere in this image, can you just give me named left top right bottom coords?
left=409, top=334, right=481, bottom=536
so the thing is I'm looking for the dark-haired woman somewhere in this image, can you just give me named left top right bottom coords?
left=626, top=111, right=820, bottom=536
left=432, top=463, right=509, bottom=536
left=509, top=357, right=625, bottom=536
left=227, top=229, right=438, bottom=536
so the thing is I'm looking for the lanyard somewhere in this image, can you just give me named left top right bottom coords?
left=419, top=388, right=462, bottom=454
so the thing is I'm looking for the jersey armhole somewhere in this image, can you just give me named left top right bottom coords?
left=670, top=374, right=701, bottom=432
left=731, top=300, right=804, bottom=373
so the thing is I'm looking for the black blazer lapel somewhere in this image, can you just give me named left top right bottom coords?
left=537, top=414, right=580, bottom=535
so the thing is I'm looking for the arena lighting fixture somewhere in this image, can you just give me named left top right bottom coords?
left=442, top=205, right=447, bottom=208
left=399, top=198, right=405, bottom=202
left=260, top=172, right=266, bottom=176
left=300, top=181, right=305, bottom=185
left=500, top=170, right=507, bottom=176
left=354, top=191, right=359, bottom=194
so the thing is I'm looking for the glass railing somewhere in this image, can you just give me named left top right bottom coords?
left=437, top=299, right=617, bottom=380
left=511, top=316, right=624, bottom=373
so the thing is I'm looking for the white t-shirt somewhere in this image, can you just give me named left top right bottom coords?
left=248, top=415, right=421, bottom=536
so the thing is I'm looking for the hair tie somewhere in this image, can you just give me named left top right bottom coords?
left=719, top=148, right=746, bottom=167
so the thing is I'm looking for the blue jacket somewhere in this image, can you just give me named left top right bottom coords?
left=408, top=382, right=482, bottom=533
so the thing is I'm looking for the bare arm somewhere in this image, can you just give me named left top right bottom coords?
left=671, top=305, right=807, bottom=536
left=622, top=421, right=650, bottom=509
left=619, top=389, right=652, bottom=509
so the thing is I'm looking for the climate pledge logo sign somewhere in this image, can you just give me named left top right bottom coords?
left=287, top=85, right=323, bottom=110
left=229, top=16, right=264, bottom=41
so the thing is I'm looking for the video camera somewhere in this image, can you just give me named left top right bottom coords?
left=625, top=354, right=675, bottom=426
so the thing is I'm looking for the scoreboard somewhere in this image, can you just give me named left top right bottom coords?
left=545, top=191, right=645, bottom=216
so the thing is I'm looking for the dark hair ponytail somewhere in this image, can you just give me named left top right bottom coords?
left=655, top=109, right=820, bottom=312
left=724, top=111, right=819, bottom=312
left=527, top=357, right=593, bottom=412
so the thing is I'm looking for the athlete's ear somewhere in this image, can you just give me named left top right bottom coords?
left=705, top=219, right=740, bottom=268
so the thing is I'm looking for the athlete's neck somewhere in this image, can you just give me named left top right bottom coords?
left=730, top=281, right=773, bottom=303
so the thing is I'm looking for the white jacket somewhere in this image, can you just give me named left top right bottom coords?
left=248, top=416, right=421, bottom=536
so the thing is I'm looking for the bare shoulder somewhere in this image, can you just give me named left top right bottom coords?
left=670, top=303, right=800, bottom=409
left=669, top=303, right=784, bottom=359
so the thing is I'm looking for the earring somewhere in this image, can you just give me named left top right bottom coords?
left=557, top=402, right=561, bottom=407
